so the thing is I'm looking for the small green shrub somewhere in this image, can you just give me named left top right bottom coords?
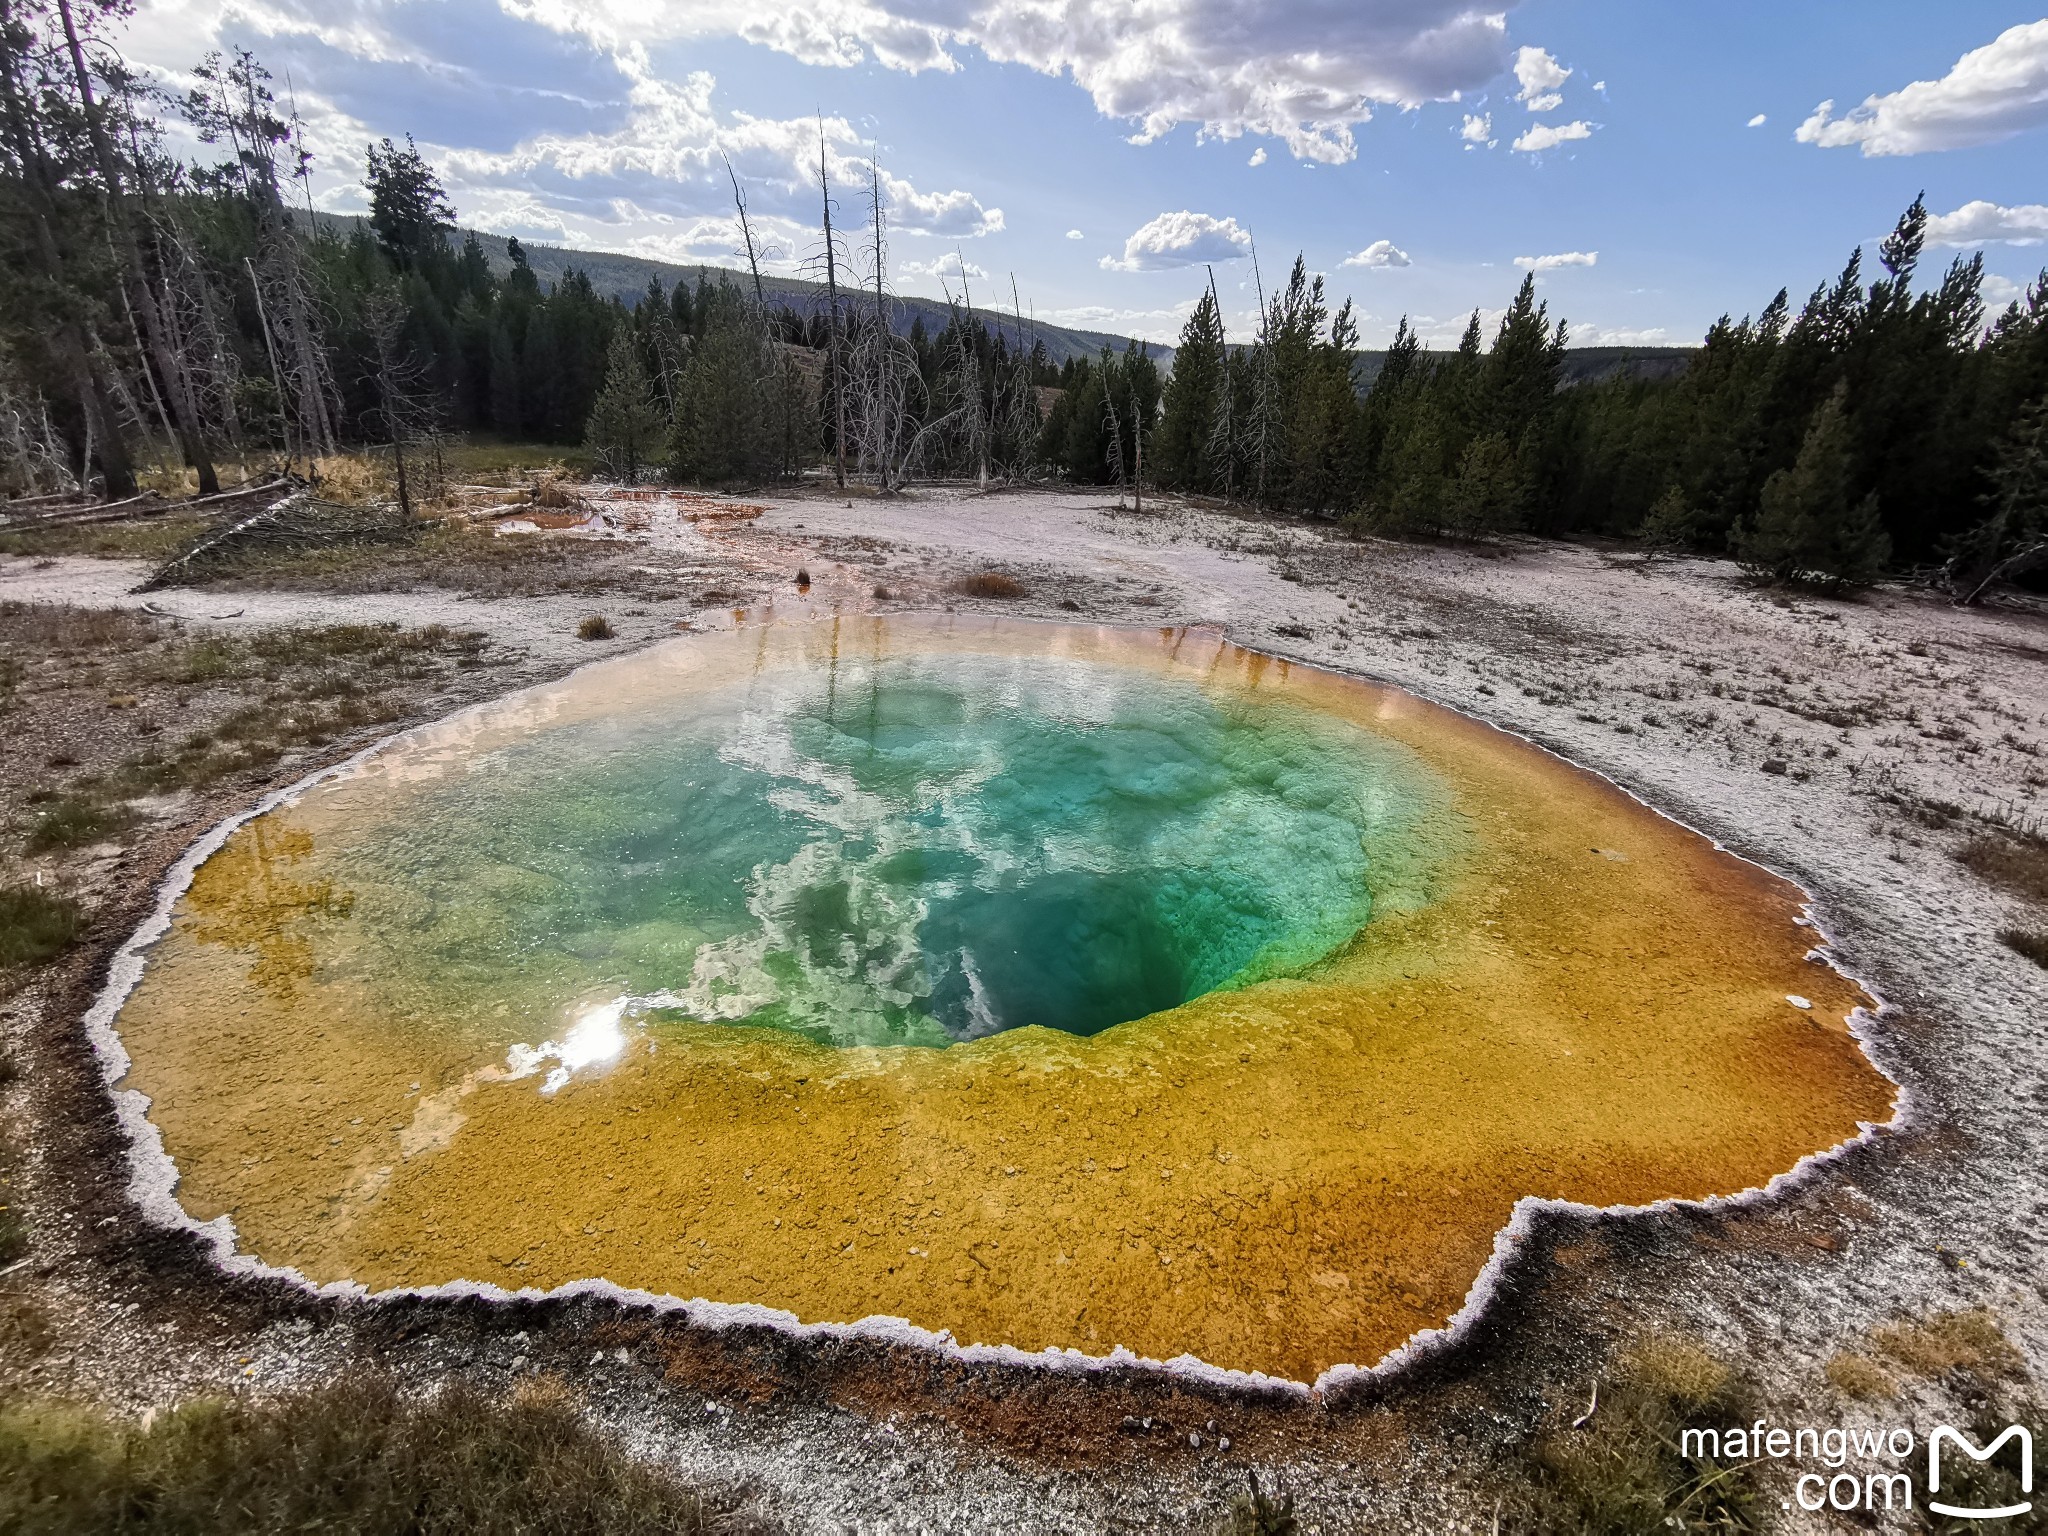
left=1214, top=1473, right=1299, bottom=1535
left=0, top=887, right=82, bottom=968
left=22, top=797, right=132, bottom=854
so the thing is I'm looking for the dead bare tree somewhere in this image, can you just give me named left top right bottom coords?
left=362, top=293, right=438, bottom=521
left=54, top=0, right=221, bottom=492
left=843, top=155, right=961, bottom=493
left=1129, top=375, right=1144, bottom=514
left=149, top=219, right=246, bottom=461
left=1103, top=385, right=1126, bottom=506
left=813, top=117, right=848, bottom=489
left=0, top=344, right=82, bottom=496
left=0, top=1, right=138, bottom=497
left=724, top=154, right=767, bottom=307
left=947, top=254, right=992, bottom=489
left=1243, top=240, right=1279, bottom=504
left=188, top=48, right=339, bottom=464
left=991, top=274, right=1043, bottom=480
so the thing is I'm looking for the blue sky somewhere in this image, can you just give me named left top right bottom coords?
left=124, top=1, right=2048, bottom=348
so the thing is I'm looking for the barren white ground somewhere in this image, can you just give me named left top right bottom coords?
left=5, top=487, right=2044, bottom=1531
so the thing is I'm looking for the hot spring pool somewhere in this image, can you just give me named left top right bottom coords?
left=105, top=616, right=1893, bottom=1382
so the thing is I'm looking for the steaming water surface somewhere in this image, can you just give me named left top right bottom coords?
left=322, top=647, right=1416, bottom=1060
left=110, top=617, right=1894, bottom=1381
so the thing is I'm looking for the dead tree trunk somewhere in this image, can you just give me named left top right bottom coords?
left=55, top=0, right=219, bottom=494
left=1131, top=378, right=1143, bottom=515
left=725, top=155, right=766, bottom=307
left=0, top=31, right=135, bottom=496
left=817, top=121, right=847, bottom=490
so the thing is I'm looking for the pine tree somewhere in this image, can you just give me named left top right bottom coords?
left=1155, top=287, right=1225, bottom=491
left=1445, top=431, right=1521, bottom=538
left=365, top=135, right=454, bottom=270
left=1948, top=393, right=2048, bottom=604
left=670, top=280, right=807, bottom=484
left=1738, top=383, right=1891, bottom=591
left=1373, top=403, right=1449, bottom=535
left=584, top=325, right=667, bottom=483
left=1639, top=485, right=1703, bottom=552
left=487, top=321, right=521, bottom=435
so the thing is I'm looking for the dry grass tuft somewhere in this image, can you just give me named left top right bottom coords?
left=0, top=602, right=154, bottom=653
left=170, top=521, right=676, bottom=600
left=0, top=1374, right=740, bottom=1534
left=310, top=452, right=391, bottom=506
left=950, top=570, right=1027, bottom=600
left=0, top=514, right=212, bottom=562
left=1524, top=1335, right=1759, bottom=1534
left=1957, top=833, right=2048, bottom=903
left=1619, top=1336, right=1733, bottom=1409
left=1825, top=1351, right=1900, bottom=1400
left=530, top=468, right=585, bottom=510
left=1869, top=1307, right=2022, bottom=1383
left=578, top=613, right=615, bottom=641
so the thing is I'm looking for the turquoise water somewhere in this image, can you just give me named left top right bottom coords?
left=310, top=649, right=1428, bottom=1049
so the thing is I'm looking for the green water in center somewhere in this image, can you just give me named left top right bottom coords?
left=309, top=649, right=1428, bottom=1050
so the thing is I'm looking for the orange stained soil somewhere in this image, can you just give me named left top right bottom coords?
left=110, top=616, right=1894, bottom=1384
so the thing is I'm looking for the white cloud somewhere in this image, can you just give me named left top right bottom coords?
left=1101, top=210, right=1252, bottom=272
left=1511, top=118, right=1594, bottom=153
left=127, top=2, right=1008, bottom=275
left=1747, top=113, right=1767, bottom=128
left=501, top=0, right=1532, bottom=165
left=1066, top=228, right=1084, bottom=240
left=1514, top=250, right=1598, bottom=271
left=1982, top=273, right=2026, bottom=308
left=1461, top=111, right=1495, bottom=148
left=1925, top=199, right=2048, bottom=247
left=1410, top=307, right=1508, bottom=346
left=900, top=251, right=989, bottom=282
left=1343, top=239, right=1411, bottom=269
left=1513, top=45, right=1570, bottom=111
left=1796, top=19, right=2048, bottom=156
left=1248, top=146, right=1268, bottom=166
left=1038, top=298, right=1199, bottom=343
left=1573, top=323, right=1669, bottom=345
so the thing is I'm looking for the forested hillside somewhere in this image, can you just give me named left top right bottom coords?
left=3, top=3, right=2043, bottom=598
left=292, top=214, right=1171, bottom=370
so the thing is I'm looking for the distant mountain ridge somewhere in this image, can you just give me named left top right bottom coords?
left=302, top=212, right=1169, bottom=367
left=303, top=213, right=1698, bottom=384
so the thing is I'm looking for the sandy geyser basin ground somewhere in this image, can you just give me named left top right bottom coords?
left=101, top=613, right=1893, bottom=1384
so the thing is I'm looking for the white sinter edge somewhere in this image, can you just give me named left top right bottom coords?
left=79, top=615, right=1910, bottom=1402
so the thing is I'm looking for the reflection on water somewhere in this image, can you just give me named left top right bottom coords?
left=301, top=645, right=1424, bottom=1059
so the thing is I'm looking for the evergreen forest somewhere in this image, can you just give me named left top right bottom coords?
left=4, top=3, right=2045, bottom=599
